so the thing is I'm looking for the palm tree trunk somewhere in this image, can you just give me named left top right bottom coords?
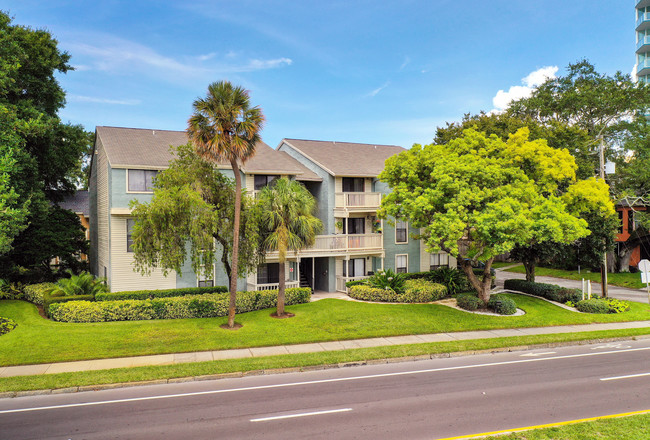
left=228, top=158, right=241, bottom=328
left=277, top=259, right=286, bottom=316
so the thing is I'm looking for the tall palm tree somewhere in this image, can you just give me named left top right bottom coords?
left=187, top=81, right=264, bottom=328
left=257, top=178, right=322, bottom=317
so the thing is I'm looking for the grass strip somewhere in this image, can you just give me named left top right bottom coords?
left=504, top=266, right=646, bottom=289
left=483, top=411, right=650, bottom=439
left=3, top=295, right=650, bottom=367
left=1, top=327, right=649, bottom=393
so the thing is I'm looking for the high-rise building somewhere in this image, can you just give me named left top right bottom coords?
left=636, top=1, right=650, bottom=83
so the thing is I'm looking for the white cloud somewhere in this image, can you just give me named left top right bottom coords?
left=367, top=81, right=390, bottom=98
left=198, top=52, right=217, bottom=61
left=246, top=57, right=292, bottom=70
left=399, top=56, right=411, bottom=71
left=69, top=95, right=141, bottom=105
left=490, top=66, right=558, bottom=113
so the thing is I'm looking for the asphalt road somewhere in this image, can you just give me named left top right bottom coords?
left=1, top=340, right=650, bottom=440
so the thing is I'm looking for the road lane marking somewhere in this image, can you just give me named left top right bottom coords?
left=520, top=352, right=556, bottom=357
left=250, top=408, right=352, bottom=422
left=435, top=408, right=650, bottom=439
left=601, top=372, right=650, bottom=381
left=592, top=343, right=632, bottom=350
left=2, top=346, right=650, bottom=415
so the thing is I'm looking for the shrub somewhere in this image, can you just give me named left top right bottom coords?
left=96, top=285, right=228, bottom=301
left=603, top=297, right=630, bottom=313
left=47, top=271, right=108, bottom=298
left=367, top=269, right=406, bottom=294
left=427, top=267, right=468, bottom=295
left=456, top=294, right=481, bottom=311
left=487, top=295, right=517, bottom=315
left=23, top=283, right=56, bottom=306
left=348, top=285, right=399, bottom=302
left=399, top=279, right=447, bottom=303
left=43, top=293, right=95, bottom=316
left=503, top=279, right=582, bottom=304
left=345, top=279, right=368, bottom=288
left=48, top=287, right=311, bottom=323
left=576, top=299, right=611, bottom=314
left=0, top=279, right=23, bottom=300
left=0, top=317, right=17, bottom=336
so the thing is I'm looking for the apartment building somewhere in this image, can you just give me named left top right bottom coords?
left=637, top=1, right=650, bottom=84
left=88, top=126, right=454, bottom=292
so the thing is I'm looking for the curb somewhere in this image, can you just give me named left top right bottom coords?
left=2, top=334, right=649, bottom=399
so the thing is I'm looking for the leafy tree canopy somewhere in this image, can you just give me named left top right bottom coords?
left=130, top=143, right=265, bottom=282
left=379, top=128, right=612, bottom=301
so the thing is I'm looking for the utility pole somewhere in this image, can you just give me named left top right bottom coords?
left=599, top=135, right=608, bottom=298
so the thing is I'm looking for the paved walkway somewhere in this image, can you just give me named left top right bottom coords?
left=3, top=320, right=650, bottom=379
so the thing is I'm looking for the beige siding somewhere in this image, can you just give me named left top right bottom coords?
left=245, top=174, right=254, bottom=193
left=419, top=239, right=457, bottom=271
left=335, top=177, right=342, bottom=193
left=365, top=178, right=371, bottom=192
left=109, top=216, right=176, bottom=292
left=336, top=258, right=343, bottom=277
left=96, top=140, right=110, bottom=278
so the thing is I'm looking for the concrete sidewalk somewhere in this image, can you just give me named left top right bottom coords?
left=3, top=320, right=650, bottom=379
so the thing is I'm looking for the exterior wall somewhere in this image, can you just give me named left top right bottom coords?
left=89, top=146, right=98, bottom=275
left=95, top=140, right=110, bottom=279
left=419, top=241, right=457, bottom=271
left=109, top=216, right=176, bottom=292
left=111, top=168, right=155, bottom=208
left=382, top=217, right=420, bottom=272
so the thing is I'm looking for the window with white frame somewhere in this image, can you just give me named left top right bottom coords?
left=257, top=263, right=280, bottom=285
left=395, top=220, right=408, bottom=243
left=126, top=218, right=135, bottom=252
left=430, top=252, right=449, bottom=270
left=395, top=254, right=408, bottom=273
left=254, top=175, right=278, bottom=191
left=342, top=258, right=365, bottom=277
left=342, top=177, right=364, bottom=192
left=128, top=169, right=158, bottom=192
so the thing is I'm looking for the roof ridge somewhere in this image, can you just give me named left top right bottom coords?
left=97, top=126, right=186, bottom=133
left=282, top=138, right=402, bottom=148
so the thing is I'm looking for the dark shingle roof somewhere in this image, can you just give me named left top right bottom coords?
left=95, top=126, right=321, bottom=181
left=280, top=139, right=405, bottom=177
left=57, top=190, right=89, bottom=216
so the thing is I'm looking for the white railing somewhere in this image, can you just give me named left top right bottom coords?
left=265, top=234, right=383, bottom=257
left=336, top=275, right=370, bottom=293
left=248, top=280, right=300, bottom=291
left=335, top=192, right=381, bottom=210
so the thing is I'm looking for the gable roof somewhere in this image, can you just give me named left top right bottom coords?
left=94, top=126, right=321, bottom=181
left=279, top=139, right=405, bottom=177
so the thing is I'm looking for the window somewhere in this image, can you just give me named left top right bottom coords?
left=342, top=177, right=364, bottom=192
left=254, top=175, right=278, bottom=191
left=343, top=258, right=365, bottom=277
left=430, top=253, right=449, bottom=270
left=395, top=254, right=408, bottom=273
left=395, top=220, right=408, bottom=243
left=257, top=263, right=279, bottom=285
left=127, top=219, right=135, bottom=252
left=198, top=265, right=214, bottom=287
left=618, top=210, right=623, bottom=234
left=128, top=169, right=157, bottom=192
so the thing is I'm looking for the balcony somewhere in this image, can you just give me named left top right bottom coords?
left=265, top=233, right=384, bottom=259
left=638, top=12, right=650, bottom=31
left=247, top=280, right=300, bottom=291
left=336, top=275, right=370, bottom=293
left=334, top=192, right=381, bottom=214
left=637, top=35, right=650, bottom=53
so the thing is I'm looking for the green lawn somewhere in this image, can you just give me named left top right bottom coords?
left=504, top=266, right=647, bottom=289
left=2, top=295, right=650, bottom=367
left=489, top=412, right=650, bottom=440
left=491, top=261, right=518, bottom=269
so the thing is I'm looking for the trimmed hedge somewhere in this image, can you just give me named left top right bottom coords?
left=0, top=280, right=23, bottom=300
left=503, top=279, right=582, bottom=304
left=576, top=297, right=630, bottom=314
left=348, top=280, right=447, bottom=303
left=487, top=295, right=517, bottom=315
left=0, top=317, right=17, bottom=336
left=48, top=288, right=311, bottom=323
left=456, top=294, right=481, bottom=311
left=43, top=293, right=94, bottom=316
left=23, top=283, right=56, bottom=306
left=401, top=279, right=447, bottom=303
left=347, top=285, right=399, bottom=302
left=96, top=285, right=228, bottom=301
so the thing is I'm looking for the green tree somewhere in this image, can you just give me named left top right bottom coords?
left=130, top=143, right=265, bottom=290
left=379, top=128, right=609, bottom=303
left=0, top=12, right=91, bottom=276
left=187, top=81, right=265, bottom=329
left=257, top=178, right=322, bottom=317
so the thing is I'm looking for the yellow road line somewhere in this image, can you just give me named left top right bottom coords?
left=436, top=409, right=650, bottom=439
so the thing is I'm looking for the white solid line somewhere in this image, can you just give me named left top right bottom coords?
left=250, top=408, right=352, bottom=422
left=601, top=372, right=650, bottom=381
left=2, top=346, right=650, bottom=415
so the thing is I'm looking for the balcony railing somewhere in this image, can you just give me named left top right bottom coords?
left=336, top=275, right=370, bottom=293
left=335, top=192, right=381, bottom=211
left=247, top=280, right=300, bottom=291
left=265, top=234, right=383, bottom=258
left=637, top=35, right=650, bottom=51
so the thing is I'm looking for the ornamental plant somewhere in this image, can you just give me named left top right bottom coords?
left=47, top=270, right=108, bottom=298
left=367, top=269, right=405, bottom=294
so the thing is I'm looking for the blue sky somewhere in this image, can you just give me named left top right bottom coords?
left=0, top=1, right=635, bottom=148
